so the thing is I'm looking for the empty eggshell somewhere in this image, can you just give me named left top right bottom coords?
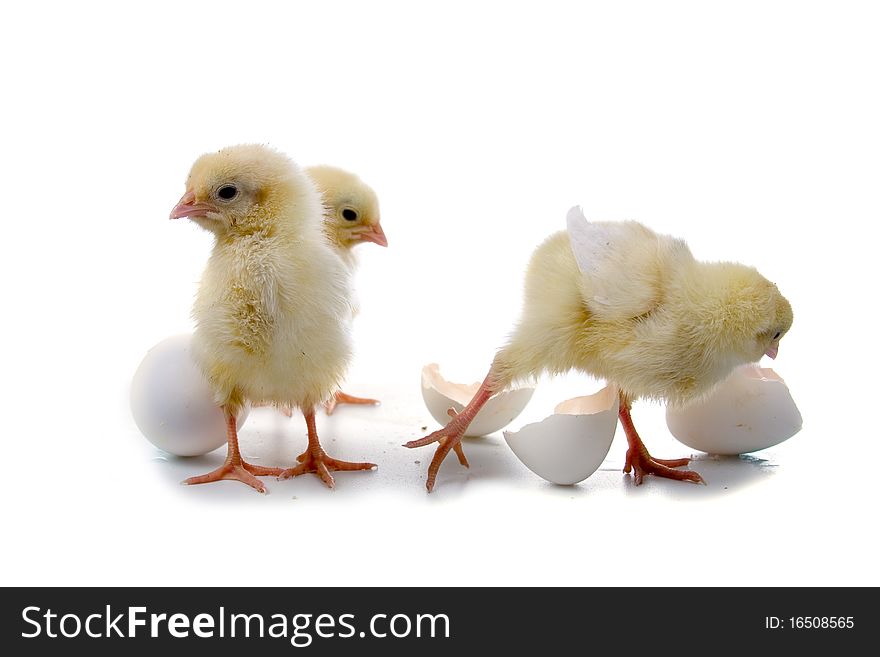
left=503, top=385, right=619, bottom=485
left=666, top=365, right=802, bottom=455
left=421, top=363, right=535, bottom=436
left=131, top=334, right=249, bottom=456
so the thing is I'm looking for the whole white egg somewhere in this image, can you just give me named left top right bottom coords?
left=130, top=334, right=248, bottom=456
left=666, top=365, right=802, bottom=455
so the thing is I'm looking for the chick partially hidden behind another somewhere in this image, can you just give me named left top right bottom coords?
left=170, top=144, right=376, bottom=493
left=258, top=165, right=389, bottom=417
left=308, top=165, right=387, bottom=415
left=407, top=207, right=793, bottom=492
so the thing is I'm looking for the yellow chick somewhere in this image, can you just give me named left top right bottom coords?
left=170, top=144, right=375, bottom=492
left=407, top=207, right=793, bottom=491
left=307, top=165, right=386, bottom=415
left=307, top=165, right=387, bottom=263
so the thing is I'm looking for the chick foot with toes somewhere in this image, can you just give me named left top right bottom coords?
left=184, top=459, right=282, bottom=494
left=623, top=447, right=704, bottom=486
left=278, top=447, right=376, bottom=489
left=405, top=421, right=471, bottom=492
left=278, top=409, right=377, bottom=488
left=618, top=394, right=704, bottom=486
left=183, top=409, right=282, bottom=494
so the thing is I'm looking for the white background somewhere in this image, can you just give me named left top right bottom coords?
left=2, top=1, right=878, bottom=587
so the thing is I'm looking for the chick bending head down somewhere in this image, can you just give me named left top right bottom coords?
left=406, top=207, right=793, bottom=491
left=170, top=144, right=375, bottom=492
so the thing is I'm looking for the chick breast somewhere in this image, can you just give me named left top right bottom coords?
left=191, top=186, right=354, bottom=412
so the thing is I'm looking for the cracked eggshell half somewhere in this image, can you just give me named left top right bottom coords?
left=131, top=334, right=249, bottom=457
left=503, top=385, right=619, bottom=485
left=666, top=365, right=802, bottom=455
left=421, top=363, right=535, bottom=436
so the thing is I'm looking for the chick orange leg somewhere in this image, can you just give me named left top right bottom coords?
left=618, top=393, right=705, bottom=485
left=445, top=408, right=470, bottom=467
left=405, top=373, right=496, bottom=491
left=183, top=408, right=283, bottom=494
left=278, top=408, right=376, bottom=488
left=324, top=390, right=381, bottom=416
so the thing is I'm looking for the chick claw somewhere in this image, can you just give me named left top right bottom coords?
left=183, top=460, right=283, bottom=494
left=278, top=447, right=376, bottom=489
left=623, top=447, right=705, bottom=486
left=405, top=423, right=470, bottom=492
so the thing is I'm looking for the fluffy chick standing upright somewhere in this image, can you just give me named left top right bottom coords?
left=407, top=207, right=793, bottom=491
left=170, top=144, right=375, bottom=492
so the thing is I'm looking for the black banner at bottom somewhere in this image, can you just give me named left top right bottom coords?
left=1, top=587, right=871, bottom=654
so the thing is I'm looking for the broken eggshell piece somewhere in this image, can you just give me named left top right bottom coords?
left=666, top=365, right=802, bottom=455
left=421, top=363, right=535, bottom=436
left=503, top=385, right=619, bottom=485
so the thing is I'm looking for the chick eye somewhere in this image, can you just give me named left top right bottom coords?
left=773, top=331, right=781, bottom=340
left=342, top=208, right=358, bottom=221
left=217, top=185, right=238, bottom=201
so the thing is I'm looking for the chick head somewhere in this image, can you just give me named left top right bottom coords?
left=170, top=144, right=307, bottom=235
left=712, top=263, right=793, bottom=364
left=306, top=165, right=387, bottom=249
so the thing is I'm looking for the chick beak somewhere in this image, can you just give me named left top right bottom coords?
left=169, top=190, right=216, bottom=220
left=764, top=344, right=779, bottom=360
left=356, top=222, right=388, bottom=247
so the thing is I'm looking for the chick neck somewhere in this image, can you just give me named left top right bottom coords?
left=220, top=207, right=278, bottom=242
left=672, top=260, right=771, bottom=368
